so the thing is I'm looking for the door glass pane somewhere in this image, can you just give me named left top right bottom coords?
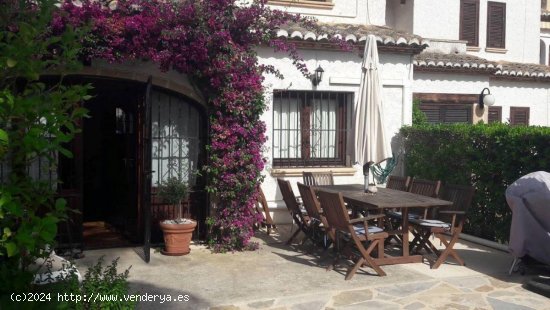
left=151, top=90, right=200, bottom=186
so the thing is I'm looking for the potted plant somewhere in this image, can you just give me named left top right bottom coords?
left=157, top=176, right=197, bottom=256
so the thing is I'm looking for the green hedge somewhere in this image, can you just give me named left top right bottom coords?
left=400, top=123, right=550, bottom=243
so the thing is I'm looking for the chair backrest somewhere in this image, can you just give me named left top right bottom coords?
left=297, top=182, right=322, bottom=220
left=386, top=175, right=411, bottom=192
left=256, top=186, right=274, bottom=225
left=317, top=190, right=351, bottom=232
left=276, top=178, right=302, bottom=215
left=302, top=171, right=334, bottom=186
left=439, top=184, right=475, bottom=214
left=409, top=178, right=441, bottom=198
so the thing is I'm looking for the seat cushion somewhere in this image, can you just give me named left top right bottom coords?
left=410, top=219, right=451, bottom=230
left=352, top=224, right=384, bottom=235
left=387, top=211, right=422, bottom=220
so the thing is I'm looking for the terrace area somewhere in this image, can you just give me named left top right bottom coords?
left=74, top=225, right=549, bottom=310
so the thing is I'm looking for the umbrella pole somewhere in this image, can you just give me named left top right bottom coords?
left=363, top=163, right=371, bottom=192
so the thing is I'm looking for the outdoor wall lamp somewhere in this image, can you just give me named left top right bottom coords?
left=310, top=65, right=324, bottom=86
left=479, top=87, right=495, bottom=109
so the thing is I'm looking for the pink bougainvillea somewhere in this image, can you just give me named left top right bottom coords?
left=55, top=0, right=317, bottom=251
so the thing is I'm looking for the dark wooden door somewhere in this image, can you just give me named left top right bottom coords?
left=111, top=93, right=139, bottom=236
left=56, top=119, right=83, bottom=248
left=139, top=76, right=153, bottom=262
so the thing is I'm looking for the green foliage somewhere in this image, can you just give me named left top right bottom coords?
left=157, top=176, right=188, bottom=219
left=0, top=0, right=91, bottom=295
left=400, top=123, right=550, bottom=242
left=412, top=99, right=428, bottom=125
left=2, top=257, right=136, bottom=310
left=71, top=257, right=136, bottom=310
left=157, top=177, right=188, bottom=205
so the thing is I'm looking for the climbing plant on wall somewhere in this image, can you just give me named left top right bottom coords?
left=55, top=0, right=319, bottom=251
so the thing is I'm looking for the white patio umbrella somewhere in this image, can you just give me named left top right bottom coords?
left=354, top=35, right=392, bottom=189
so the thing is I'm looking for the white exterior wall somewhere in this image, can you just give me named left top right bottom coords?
left=257, top=47, right=412, bottom=222
left=490, top=80, right=550, bottom=125
left=385, top=0, right=414, bottom=33
left=390, top=0, right=540, bottom=63
left=413, top=72, right=490, bottom=95
left=413, top=71, right=550, bottom=126
left=469, top=0, right=540, bottom=63
left=411, top=0, right=461, bottom=41
left=267, top=0, right=386, bottom=25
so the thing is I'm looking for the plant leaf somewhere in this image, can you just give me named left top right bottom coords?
left=6, top=58, right=17, bottom=68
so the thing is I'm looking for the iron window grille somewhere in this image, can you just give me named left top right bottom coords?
left=272, top=90, right=352, bottom=168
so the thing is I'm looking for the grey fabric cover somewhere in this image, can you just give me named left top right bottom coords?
left=505, top=171, right=550, bottom=265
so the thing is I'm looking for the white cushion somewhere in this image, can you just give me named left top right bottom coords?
left=410, top=219, right=451, bottom=229
left=353, top=224, right=384, bottom=235
left=387, top=211, right=421, bottom=220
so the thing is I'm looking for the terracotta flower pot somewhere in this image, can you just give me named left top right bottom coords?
left=160, top=220, right=197, bottom=256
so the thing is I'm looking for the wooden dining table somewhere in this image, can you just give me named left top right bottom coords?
left=315, top=184, right=453, bottom=265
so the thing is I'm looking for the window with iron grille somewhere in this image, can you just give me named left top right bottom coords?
left=272, top=90, right=352, bottom=168
left=151, top=90, right=202, bottom=187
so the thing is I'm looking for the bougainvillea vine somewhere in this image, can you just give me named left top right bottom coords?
left=54, top=0, right=319, bottom=251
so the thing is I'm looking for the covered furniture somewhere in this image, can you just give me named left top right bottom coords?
left=506, top=171, right=550, bottom=266
left=302, top=171, right=334, bottom=186
left=409, top=184, right=475, bottom=269
left=317, top=190, right=388, bottom=279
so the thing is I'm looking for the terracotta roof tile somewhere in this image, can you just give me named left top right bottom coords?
left=414, top=52, right=498, bottom=71
left=496, top=61, right=550, bottom=78
left=414, top=52, right=550, bottom=80
left=276, top=22, right=430, bottom=48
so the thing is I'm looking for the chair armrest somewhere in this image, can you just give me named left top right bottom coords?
left=349, top=213, right=385, bottom=224
left=438, top=210, right=466, bottom=215
left=438, top=211, right=466, bottom=232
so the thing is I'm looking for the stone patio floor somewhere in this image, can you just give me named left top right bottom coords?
left=75, top=225, right=550, bottom=310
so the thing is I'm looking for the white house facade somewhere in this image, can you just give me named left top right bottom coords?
left=259, top=0, right=549, bottom=223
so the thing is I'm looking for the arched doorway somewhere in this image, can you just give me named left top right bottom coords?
left=56, top=76, right=207, bottom=252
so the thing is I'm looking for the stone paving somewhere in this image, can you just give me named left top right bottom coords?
left=75, top=225, right=550, bottom=310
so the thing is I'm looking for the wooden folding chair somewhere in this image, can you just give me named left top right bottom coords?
left=384, top=175, right=411, bottom=242
left=254, top=186, right=276, bottom=235
left=409, top=184, right=475, bottom=269
left=386, top=175, right=411, bottom=192
left=317, top=190, right=388, bottom=279
left=297, top=183, right=334, bottom=248
left=407, top=178, right=441, bottom=219
left=277, top=178, right=310, bottom=245
left=409, top=178, right=441, bottom=198
left=388, top=177, right=441, bottom=220
left=302, top=171, right=334, bottom=186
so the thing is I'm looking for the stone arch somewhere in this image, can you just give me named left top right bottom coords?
left=76, top=60, right=207, bottom=109
left=54, top=68, right=210, bottom=248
